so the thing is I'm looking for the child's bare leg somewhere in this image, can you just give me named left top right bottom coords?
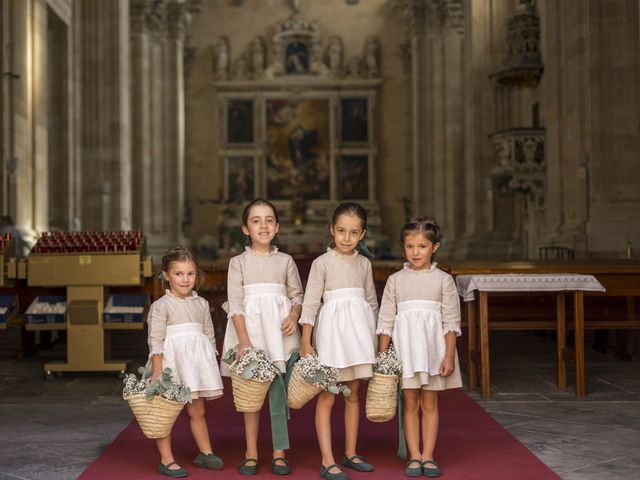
left=403, top=388, right=422, bottom=461
left=420, top=390, right=439, bottom=461
left=187, top=399, right=213, bottom=454
left=344, top=379, right=361, bottom=459
left=243, top=411, right=260, bottom=464
left=273, top=449, right=285, bottom=459
left=156, top=435, right=182, bottom=469
left=317, top=390, right=341, bottom=473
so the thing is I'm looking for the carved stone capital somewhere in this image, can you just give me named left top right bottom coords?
left=130, top=0, right=154, bottom=34
left=147, top=0, right=168, bottom=37
left=392, top=0, right=464, bottom=35
left=167, top=2, right=192, bottom=40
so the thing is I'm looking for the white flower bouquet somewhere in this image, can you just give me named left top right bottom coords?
left=223, top=345, right=279, bottom=412
left=366, top=345, right=402, bottom=422
left=123, top=366, right=191, bottom=439
left=288, top=354, right=351, bottom=409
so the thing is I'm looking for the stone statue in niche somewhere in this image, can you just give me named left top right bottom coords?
left=326, top=36, right=343, bottom=76
left=251, top=37, right=266, bottom=78
left=310, top=39, right=325, bottom=75
left=345, top=56, right=362, bottom=78
left=235, top=55, right=249, bottom=79
left=213, top=37, right=230, bottom=80
left=363, top=36, right=379, bottom=78
left=496, top=139, right=511, bottom=169
left=286, top=41, right=309, bottom=74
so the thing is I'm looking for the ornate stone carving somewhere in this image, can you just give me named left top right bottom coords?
left=213, top=10, right=380, bottom=82
left=491, top=0, right=543, bottom=87
left=234, top=55, right=249, bottom=79
left=251, top=37, right=266, bottom=79
left=489, top=128, right=546, bottom=201
left=130, top=0, right=154, bottom=34
left=213, top=36, right=230, bottom=80
left=167, top=2, right=192, bottom=40
left=363, top=37, right=380, bottom=78
left=392, top=0, right=464, bottom=35
left=326, top=36, right=343, bottom=77
left=146, top=0, right=168, bottom=37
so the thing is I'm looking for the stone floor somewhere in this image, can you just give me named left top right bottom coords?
left=0, top=328, right=638, bottom=480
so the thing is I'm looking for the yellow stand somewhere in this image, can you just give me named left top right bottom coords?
left=25, top=248, right=152, bottom=377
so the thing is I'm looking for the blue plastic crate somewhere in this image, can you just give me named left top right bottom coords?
left=26, top=296, right=66, bottom=324
left=0, top=295, right=18, bottom=323
left=103, top=294, right=148, bottom=323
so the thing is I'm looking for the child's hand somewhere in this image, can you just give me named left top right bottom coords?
left=236, top=341, right=252, bottom=361
left=439, top=355, right=455, bottom=377
left=300, top=342, right=315, bottom=357
left=281, top=314, right=298, bottom=336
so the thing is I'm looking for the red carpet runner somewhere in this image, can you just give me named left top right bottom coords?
left=79, top=380, right=559, bottom=479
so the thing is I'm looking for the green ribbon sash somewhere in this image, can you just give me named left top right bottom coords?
left=268, top=352, right=300, bottom=451
left=396, top=383, right=407, bottom=459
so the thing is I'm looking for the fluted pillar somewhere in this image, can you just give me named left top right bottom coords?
left=396, top=0, right=465, bottom=254
left=131, top=0, right=192, bottom=255
left=75, top=0, right=132, bottom=231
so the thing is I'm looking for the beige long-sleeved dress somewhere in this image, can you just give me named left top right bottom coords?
left=300, top=248, right=378, bottom=381
left=147, top=290, right=224, bottom=399
left=377, top=262, right=462, bottom=390
left=221, top=246, right=303, bottom=375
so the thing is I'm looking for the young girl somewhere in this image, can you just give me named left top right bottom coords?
left=300, top=202, right=378, bottom=480
left=377, top=217, right=462, bottom=478
left=147, top=246, right=224, bottom=478
left=221, top=198, right=303, bottom=476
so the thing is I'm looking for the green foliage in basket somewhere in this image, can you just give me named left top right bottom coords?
left=223, top=345, right=280, bottom=382
left=122, top=366, right=192, bottom=403
left=374, top=345, right=402, bottom=376
left=296, top=354, right=351, bottom=397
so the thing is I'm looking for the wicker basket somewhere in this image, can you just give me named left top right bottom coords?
left=230, top=370, right=271, bottom=413
left=287, top=363, right=323, bottom=409
left=125, top=394, right=186, bottom=439
left=365, top=372, right=398, bottom=422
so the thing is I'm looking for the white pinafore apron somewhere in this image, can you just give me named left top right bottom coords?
left=393, top=300, right=446, bottom=378
left=314, top=287, right=377, bottom=370
left=162, top=322, right=224, bottom=399
left=221, top=283, right=300, bottom=375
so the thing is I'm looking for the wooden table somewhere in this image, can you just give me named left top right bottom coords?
left=456, top=274, right=606, bottom=399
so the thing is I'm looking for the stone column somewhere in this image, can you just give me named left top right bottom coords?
left=75, top=0, right=132, bottom=231
left=166, top=2, right=191, bottom=246
left=397, top=0, right=465, bottom=254
left=137, top=0, right=193, bottom=256
left=7, top=0, right=34, bottom=236
left=130, top=0, right=154, bottom=231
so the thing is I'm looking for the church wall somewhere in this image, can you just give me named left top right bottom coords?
left=539, top=0, right=640, bottom=257
left=185, top=0, right=408, bottom=252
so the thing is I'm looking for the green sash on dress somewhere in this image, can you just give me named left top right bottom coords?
left=397, top=383, right=407, bottom=459
left=268, top=352, right=300, bottom=451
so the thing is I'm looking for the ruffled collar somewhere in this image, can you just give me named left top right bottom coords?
left=165, top=289, right=199, bottom=301
left=403, top=262, right=438, bottom=273
left=327, top=247, right=360, bottom=260
left=245, top=245, right=279, bottom=256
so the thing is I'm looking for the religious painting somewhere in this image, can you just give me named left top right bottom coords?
left=266, top=99, right=330, bottom=200
left=339, top=155, right=369, bottom=200
left=285, top=41, right=309, bottom=74
left=227, top=99, right=254, bottom=144
left=340, top=98, right=368, bottom=143
left=226, top=156, right=254, bottom=201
